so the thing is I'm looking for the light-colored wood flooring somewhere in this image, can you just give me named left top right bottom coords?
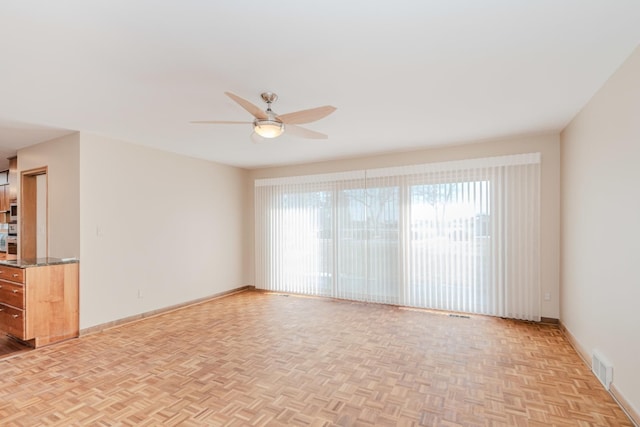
left=0, top=290, right=632, bottom=426
left=0, top=334, right=31, bottom=358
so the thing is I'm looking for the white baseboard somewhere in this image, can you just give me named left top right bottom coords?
left=80, top=285, right=254, bottom=336
left=560, top=322, right=639, bottom=426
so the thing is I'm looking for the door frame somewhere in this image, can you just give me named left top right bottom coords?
left=21, top=166, right=48, bottom=259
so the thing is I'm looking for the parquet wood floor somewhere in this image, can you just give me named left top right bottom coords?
left=0, top=290, right=632, bottom=426
left=0, top=335, right=31, bottom=359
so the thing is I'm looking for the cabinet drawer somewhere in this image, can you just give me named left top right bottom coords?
left=0, top=303, right=25, bottom=339
left=0, top=281, right=24, bottom=309
left=0, top=267, right=24, bottom=283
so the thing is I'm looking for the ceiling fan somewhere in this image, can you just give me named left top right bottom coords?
left=191, top=92, right=336, bottom=141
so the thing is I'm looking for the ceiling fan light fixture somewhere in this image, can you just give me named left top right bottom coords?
left=253, top=119, right=284, bottom=138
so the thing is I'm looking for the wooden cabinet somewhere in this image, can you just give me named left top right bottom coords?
left=0, top=262, right=79, bottom=348
left=0, top=266, right=23, bottom=282
left=0, top=184, right=8, bottom=213
left=7, top=156, right=17, bottom=203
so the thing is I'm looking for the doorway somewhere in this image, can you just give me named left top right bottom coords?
left=21, top=167, right=48, bottom=259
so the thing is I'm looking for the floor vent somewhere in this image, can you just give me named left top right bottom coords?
left=592, top=350, right=613, bottom=390
left=449, top=314, right=470, bottom=319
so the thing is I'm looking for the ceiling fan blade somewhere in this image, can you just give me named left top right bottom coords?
left=278, top=106, right=336, bottom=124
left=224, top=92, right=268, bottom=120
left=286, top=124, right=328, bottom=139
left=190, top=120, right=252, bottom=124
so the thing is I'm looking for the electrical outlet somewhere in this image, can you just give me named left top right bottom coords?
left=544, top=291, right=551, bottom=301
left=137, top=289, right=143, bottom=299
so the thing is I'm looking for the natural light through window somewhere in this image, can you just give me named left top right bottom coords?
left=255, top=154, right=541, bottom=321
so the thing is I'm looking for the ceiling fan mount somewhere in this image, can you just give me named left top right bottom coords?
left=190, top=91, right=336, bottom=141
left=260, top=92, right=278, bottom=104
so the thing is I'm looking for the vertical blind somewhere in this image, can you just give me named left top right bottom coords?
left=255, top=153, right=541, bottom=321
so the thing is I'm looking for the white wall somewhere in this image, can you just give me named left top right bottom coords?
left=79, top=133, right=249, bottom=329
left=249, top=133, right=561, bottom=319
left=17, top=132, right=80, bottom=259
left=561, top=46, right=640, bottom=414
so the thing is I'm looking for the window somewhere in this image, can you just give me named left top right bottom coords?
left=255, top=154, right=540, bottom=321
left=408, top=180, right=490, bottom=314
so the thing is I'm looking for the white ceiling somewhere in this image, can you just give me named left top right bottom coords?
left=1, top=1, right=639, bottom=169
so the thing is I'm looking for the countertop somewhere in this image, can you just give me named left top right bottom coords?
left=0, top=257, right=79, bottom=269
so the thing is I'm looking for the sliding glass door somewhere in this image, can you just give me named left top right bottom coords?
left=256, top=187, right=334, bottom=297
left=255, top=154, right=540, bottom=321
left=407, top=180, right=491, bottom=314
left=336, top=185, right=401, bottom=303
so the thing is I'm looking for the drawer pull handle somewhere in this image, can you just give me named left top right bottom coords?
left=12, top=274, right=18, bottom=277
left=11, top=314, right=18, bottom=318
left=12, top=289, right=18, bottom=293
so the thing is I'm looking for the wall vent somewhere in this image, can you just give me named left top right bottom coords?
left=592, top=350, right=613, bottom=390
